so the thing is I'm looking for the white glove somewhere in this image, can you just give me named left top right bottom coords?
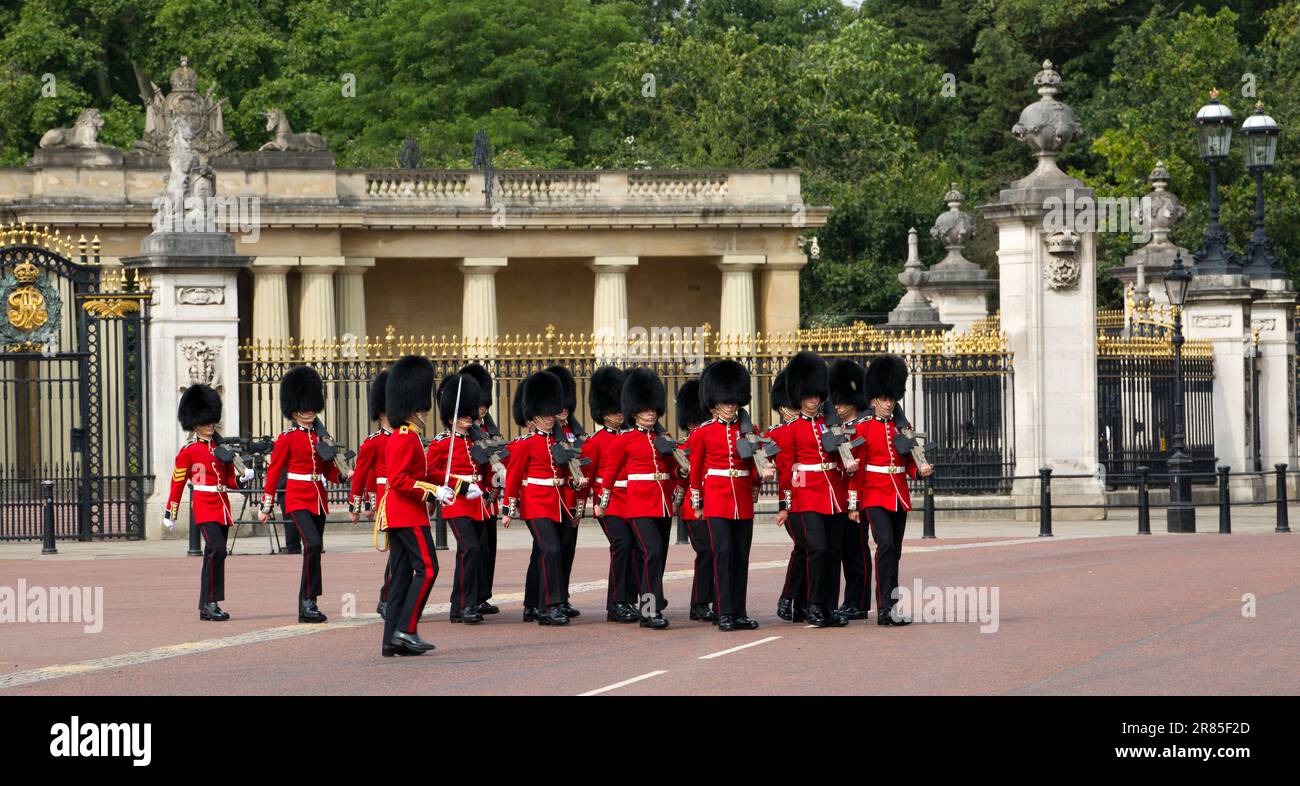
left=162, top=516, right=175, bottom=533
left=242, top=468, right=255, bottom=483
left=434, top=485, right=456, bottom=505
left=492, top=469, right=506, bottom=489
left=465, top=484, right=484, bottom=501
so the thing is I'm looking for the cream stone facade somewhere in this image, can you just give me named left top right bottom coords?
left=0, top=162, right=826, bottom=346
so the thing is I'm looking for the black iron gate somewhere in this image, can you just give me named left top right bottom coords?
left=0, top=230, right=151, bottom=540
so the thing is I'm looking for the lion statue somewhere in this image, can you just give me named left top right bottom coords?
left=39, top=108, right=108, bottom=149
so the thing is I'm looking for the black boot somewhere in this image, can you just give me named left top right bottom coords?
left=827, top=609, right=851, bottom=627
left=522, top=606, right=539, bottom=622
left=836, top=605, right=869, bottom=621
left=717, top=614, right=736, bottom=631
left=878, top=605, right=913, bottom=626
left=639, top=613, right=670, bottom=630
left=732, top=615, right=760, bottom=630
left=476, top=601, right=499, bottom=615
left=689, top=603, right=714, bottom=622
left=298, top=599, right=326, bottom=624
left=375, top=600, right=387, bottom=617
left=391, top=631, right=434, bottom=653
left=607, top=603, right=639, bottom=623
left=776, top=597, right=794, bottom=621
left=559, top=602, right=580, bottom=618
left=538, top=605, right=570, bottom=626
left=199, top=602, right=230, bottom=621
left=805, top=604, right=829, bottom=627
left=793, top=604, right=808, bottom=623
left=460, top=606, right=484, bottom=624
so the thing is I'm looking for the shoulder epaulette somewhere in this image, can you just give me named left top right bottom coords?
left=434, top=430, right=451, bottom=440
left=399, top=425, right=411, bottom=434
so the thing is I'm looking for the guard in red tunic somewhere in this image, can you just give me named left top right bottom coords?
left=350, top=372, right=394, bottom=616
left=460, top=362, right=502, bottom=617
left=427, top=373, right=491, bottom=624
left=780, top=352, right=851, bottom=628
left=582, top=365, right=640, bottom=623
left=594, top=367, right=675, bottom=630
left=768, top=369, right=807, bottom=622
left=258, top=366, right=347, bottom=623
left=164, top=384, right=253, bottom=621
left=856, top=354, right=932, bottom=626
left=502, top=371, right=573, bottom=627
left=537, top=364, right=584, bottom=618
left=675, top=379, right=714, bottom=623
left=829, top=358, right=873, bottom=621
left=690, top=360, right=771, bottom=631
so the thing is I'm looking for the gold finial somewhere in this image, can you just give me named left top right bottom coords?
left=385, top=324, right=395, bottom=341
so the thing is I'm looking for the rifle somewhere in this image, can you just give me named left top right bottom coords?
left=735, top=408, right=780, bottom=475
left=211, top=432, right=251, bottom=479
left=652, top=422, right=690, bottom=474
left=890, top=402, right=929, bottom=469
left=550, top=419, right=590, bottom=487
left=820, top=402, right=864, bottom=465
left=310, top=419, right=356, bottom=479
left=468, top=422, right=510, bottom=489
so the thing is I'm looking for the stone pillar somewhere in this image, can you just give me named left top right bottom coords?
left=1109, top=161, right=1189, bottom=308
left=336, top=256, right=374, bottom=344
left=251, top=259, right=292, bottom=346
left=923, top=184, right=995, bottom=332
left=979, top=59, right=1105, bottom=518
left=591, top=256, right=636, bottom=356
left=1183, top=277, right=1258, bottom=480
left=459, top=257, right=507, bottom=352
left=1249, top=280, right=1296, bottom=472
left=717, top=254, right=763, bottom=344
left=298, top=257, right=343, bottom=355
left=759, top=258, right=804, bottom=338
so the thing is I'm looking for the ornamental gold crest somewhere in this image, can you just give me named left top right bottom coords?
left=1, top=256, right=62, bottom=351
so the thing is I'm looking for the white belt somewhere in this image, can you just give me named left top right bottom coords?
left=525, top=477, right=564, bottom=486
left=627, top=473, right=669, bottom=481
left=287, top=472, right=322, bottom=482
left=375, top=477, right=387, bottom=485
left=866, top=464, right=906, bottom=475
left=190, top=483, right=225, bottom=493
left=613, top=480, right=627, bottom=488
left=795, top=463, right=835, bottom=472
left=707, top=468, right=750, bottom=478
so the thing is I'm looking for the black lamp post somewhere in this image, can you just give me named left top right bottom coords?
left=1164, top=252, right=1196, bottom=533
left=1240, top=101, right=1284, bottom=279
left=1192, top=89, right=1242, bottom=275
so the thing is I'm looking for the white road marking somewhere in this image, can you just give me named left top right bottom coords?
left=578, top=670, right=667, bottom=696
left=698, top=636, right=782, bottom=660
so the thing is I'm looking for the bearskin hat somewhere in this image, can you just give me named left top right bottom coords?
left=770, top=369, right=792, bottom=413
left=588, top=365, right=625, bottom=423
left=459, top=362, right=493, bottom=408
left=621, top=367, right=666, bottom=422
left=178, top=383, right=222, bottom=430
left=385, top=355, right=435, bottom=427
left=367, top=371, right=389, bottom=422
left=829, top=359, right=868, bottom=411
left=700, top=359, right=751, bottom=409
left=279, top=365, right=325, bottom=420
left=511, top=380, right=526, bottom=427
left=675, top=379, right=708, bottom=431
left=437, top=373, right=483, bottom=428
left=865, top=354, right=909, bottom=401
left=784, top=351, right=828, bottom=405
left=521, top=370, right=565, bottom=423
left=543, top=365, right=577, bottom=415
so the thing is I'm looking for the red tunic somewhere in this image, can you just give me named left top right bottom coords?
left=349, top=429, right=390, bottom=511
left=381, top=424, right=434, bottom=529
left=262, top=425, right=341, bottom=515
left=557, top=421, right=582, bottom=515
left=677, top=427, right=699, bottom=522
left=582, top=426, right=629, bottom=519
left=425, top=431, right=490, bottom=521
left=597, top=427, right=674, bottom=519
left=166, top=437, right=243, bottom=526
left=687, top=418, right=757, bottom=520
left=504, top=430, right=567, bottom=522
left=852, top=416, right=918, bottom=511
left=782, top=415, right=850, bottom=516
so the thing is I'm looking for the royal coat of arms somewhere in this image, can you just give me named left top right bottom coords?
left=0, top=258, right=62, bottom=351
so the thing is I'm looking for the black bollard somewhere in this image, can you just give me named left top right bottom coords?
left=1038, top=467, right=1053, bottom=538
left=1276, top=464, right=1291, bottom=534
left=1217, top=465, right=1231, bottom=534
left=187, top=502, right=202, bottom=556
left=41, top=480, right=57, bottom=555
left=922, top=473, right=936, bottom=539
left=1136, top=466, right=1151, bottom=535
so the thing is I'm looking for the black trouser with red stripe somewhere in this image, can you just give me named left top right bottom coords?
left=629, top=517, right=670, bottom=616
left=781, top=513, right=809, bottom=611
left=524, top=518, right=565, bottom=610
left=797, top=511, right=844, bottom=611
left=197, top=522, right=228, bottom=608
left=866, top=507, right=907, bottom=615
left=684, top=518, right=714, bottom=610
left=382, top=526, right=438, bottom=645
left=839, top=515, right=873, bottom=612
left=558, top=508, right=578, bottom=603
left=704, top=517, right=754, bottom=618
left=479, top=513, right=498, bottom=603
left=378, top=550, right=396, bottom=602
left=446, top=516, right=483, bottom=613
left=599, top=515, right=638, bottom=611
left=287, top=510, right=325, bottom=601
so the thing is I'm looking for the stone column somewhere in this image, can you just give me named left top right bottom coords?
left=336, top=256, right=374, bottom=345
left=251, top=258, right=293, bottom=346
left=298, top=257, right=343, bottom=357
left=1249, top=279, right=1297, bottom=473
left=717, top=254, right=763, bottom=344
left=979, top=59, right=1105, bottom=518
left=759, top=258, right=804, bottom=338
left=591, top=256, right=637, bottom=357
left=459, top=257, right=507, bottom=353
left=1183, top=276, right=1259, bottom=483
